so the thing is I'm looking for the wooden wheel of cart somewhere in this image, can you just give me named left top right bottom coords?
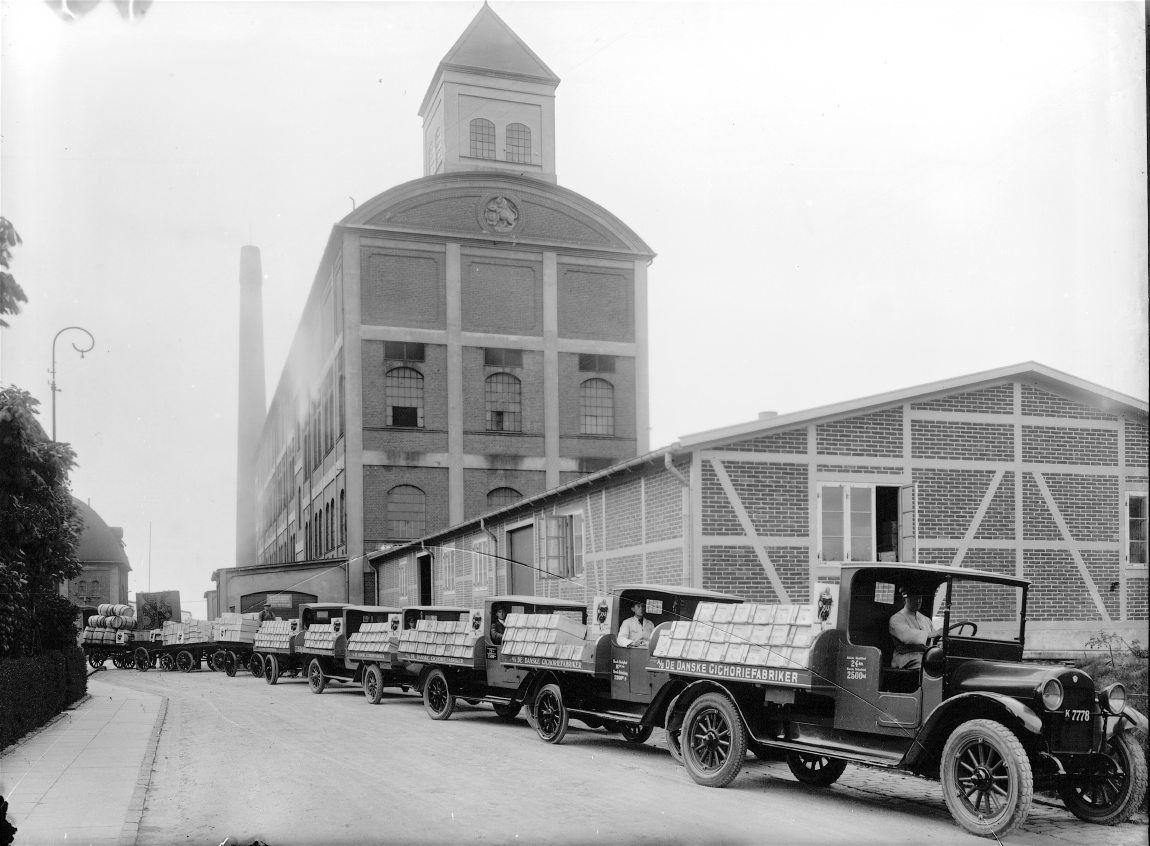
left=159, top=653, right=176, bottom=671
left=87, top=652, right=105, bottom=669
left=249, top=653, right=264, bottom=678
left=134, top=647, right=151, bottom=672
left=223, top=650, right=238, bottom=677
left=264, top=654, right=280, bottom=685
left=307, top=658, right=327, bottom=694
left=175, top=650, right=195, bottom=673
left=363, top=665, right=385, bottom=705
left=621, top=723, right=654, bottom=744
left=492, top=701, right=521, bottom=721
left=787, top=752, right=847, bottom=787
left=422, top=669, right=454, bottom=720
left=532, top=684, right=569, bottom=745
left=681, top=692, right=746, bottom=789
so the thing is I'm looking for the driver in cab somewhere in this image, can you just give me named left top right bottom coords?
left=618, top=599, right=654, bottom=648
left=888, top=589, right=939, bottom=669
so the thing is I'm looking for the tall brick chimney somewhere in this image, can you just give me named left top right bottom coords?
left=235, top=245, right=266, bottom=567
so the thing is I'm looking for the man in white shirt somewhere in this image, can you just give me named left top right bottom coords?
left=888, top=590, right=939, bottom=669
left=618, top=599, right=654, bottom=648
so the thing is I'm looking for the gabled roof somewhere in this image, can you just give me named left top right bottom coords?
left=680, top=361, right=1149, bottom=451
left=421, top=4, right=559, bottom=115
left=73, top=498, right=130, bottom=571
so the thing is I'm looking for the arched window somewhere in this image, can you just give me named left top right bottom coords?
left=388, top=485, right=427, bottom=539
left=329, top=499, right=336, bottom=550
left=305, top=518, right=311, bottom=558
left=339, top=490, right=346, bottom=547
left=487, top=487, right=522, bottom=510
left=386, top=367, right=424, bottom=428
left=469, top=118, right=495, bottom=159
left=505, top=123, right=531, bottom=163
left=485, top=372, right=522, bottom=432
left=580, top=379, right=615, bottom=436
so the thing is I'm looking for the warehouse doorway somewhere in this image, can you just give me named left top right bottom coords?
left=417, top=552, right=432, bottom=604
left=507, top=524, right=535, bottom=595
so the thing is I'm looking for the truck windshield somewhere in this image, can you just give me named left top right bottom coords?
left=945, top=578, right=1024, bottom=643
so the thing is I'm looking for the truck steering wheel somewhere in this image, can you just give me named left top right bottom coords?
left=946, top=620, right=978, bottom=637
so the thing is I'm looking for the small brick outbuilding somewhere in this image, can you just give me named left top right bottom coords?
left=368, top=363, right=1147, bottom=657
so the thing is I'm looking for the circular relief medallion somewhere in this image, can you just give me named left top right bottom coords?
left=478, top=194, right=522, bottom=234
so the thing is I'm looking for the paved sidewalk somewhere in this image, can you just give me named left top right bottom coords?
left=0, top=674, right=165, bottom=846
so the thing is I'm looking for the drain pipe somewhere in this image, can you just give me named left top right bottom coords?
left=664, top=451, right=689, bottom=487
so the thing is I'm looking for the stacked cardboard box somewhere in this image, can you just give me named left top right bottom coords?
left=303, top=623, right=340, bottom=652
left=347, top=621, right=399, bottom=661
left=651, top=602, right=825, bottom=669
left=161, top=620, right=212, bottom=646
left=216, top=617, right=261, bottom=644
left=254, top=619, right=298, bottom=651
left=500, top=612, right=594, bottom=663
left=397, top=618, right=479, bottom=663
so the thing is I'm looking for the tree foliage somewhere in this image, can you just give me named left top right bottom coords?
left=0, top=218, right=26, bottom=329
left=0, top=387, right=82, bottom=655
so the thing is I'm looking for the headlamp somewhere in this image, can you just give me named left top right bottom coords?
left=1040, top=678, right=1064, bottom=711
left=1098, top=683, right=1126, bottom=715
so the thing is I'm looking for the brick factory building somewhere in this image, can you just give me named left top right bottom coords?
left=217, top=6, right=653, bottom=614
left=368, top=363, right=1148, bottom=656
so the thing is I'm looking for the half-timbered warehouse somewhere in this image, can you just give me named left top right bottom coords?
left=367, top=362, right=1148, bottom=656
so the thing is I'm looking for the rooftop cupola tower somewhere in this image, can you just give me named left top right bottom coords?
left=418, top=4, right=560, bottom=183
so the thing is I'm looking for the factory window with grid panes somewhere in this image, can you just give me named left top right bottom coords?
left=387, top=485, right=426, bottom=539
left=485, top=373, right=522, bottom=432
left=440, top=548, right=457, bottom=593
left=469, top=118, right=496, bottom=159
left=487, top=487, right=522, bottom=510
left=580, top=379, right=614, bottom=435
left=386, top=367, right=424, bottom=428
left=1128, top=492, right=1147, bottom=567
left=505, top=122, right=531, bottom=163
left=473, top=537, right=495, bottom=589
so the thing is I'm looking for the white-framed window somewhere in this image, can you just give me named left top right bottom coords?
left=473, top=537, right=495, bottom=590
left=1127, top=491, right=1147, bottom=568
left=398, top=563, right=408, bottom=599
left=440, top=548, right=457, bottom=593
left=536, top=513, right=584, bottom=579
left=818, top=484, right=873, bottom=563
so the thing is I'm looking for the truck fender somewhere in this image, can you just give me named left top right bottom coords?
left=1107, top=704, right=1148, bottom=739
left=903, top=692, right=1043, bottom=772
left=665, top=679, right=756, bottom=738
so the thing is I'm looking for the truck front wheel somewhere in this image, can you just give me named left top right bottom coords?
left=681, top=692, right=746, bottom=788
left=787, top=753, right=847, bottom=786
left=423, top=669, right=455, bottom=720
left=307, top=658, right=327, bottom=694
left=940, top=718, right=1033, bottom=838
left=533, top=684, right=569, bottom=744
left=1058, top=731, right=1147, bottom=825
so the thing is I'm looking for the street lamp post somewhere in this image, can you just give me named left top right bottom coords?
left=49, top=325, right=95, bottom=441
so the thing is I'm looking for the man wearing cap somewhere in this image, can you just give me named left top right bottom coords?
left=888, top=589, right=938, bottom=669
left=259, top=603, right=276, bottom=623
left=618, top=599, right=654, bottom=648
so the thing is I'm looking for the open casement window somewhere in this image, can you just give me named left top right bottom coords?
left=473, top=537, right=495, bottom=589
left=1127, top=492, right=1148, bottom=568
left=440, top=548, right=457, bottom=593
left=535, top=514, right=583, bottom=579
left=898, top=483, right=918, bottom=563
left=818, top=485, right=873, bottom=563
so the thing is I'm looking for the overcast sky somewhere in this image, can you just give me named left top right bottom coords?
left=1, top=0, right=1145, bottom=615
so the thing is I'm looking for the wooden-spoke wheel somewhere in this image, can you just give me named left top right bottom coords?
left=307, top=658, right=327, bottom=694
left=422, top=669, right=455, bottom=720
left=1059, top=732, right=1147, bottom=825
left=175, top=650, right=195, bottom=673
left=264, top=654, right=280, bottom=685
left=110, top=653, right=125, bottom=670
left=159, top=653, right=177, bottom=672
left=681, top=692, right=746, bottom=788
left=941, top=719, right=1033, bottom=838
left=621, top=723, right=654, bottom=744
left=787, top=752, right=848, bottom=786
left=492, top=701, right=521, bottom=721
left=87, top=653, right=105, bottom=669
left=363, top=665, right=385, bottom=705
left=249, top=653, right=264, bottom=678
left=224, top=651, right=238, bottom=677
left=133, top=647, right=151, bottom=671
left=533, top=684, right=568, bottom=745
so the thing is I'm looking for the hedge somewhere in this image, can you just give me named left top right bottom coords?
left=0, top=647, right=87, bottom=750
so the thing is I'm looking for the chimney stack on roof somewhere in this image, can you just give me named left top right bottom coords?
left=235, top=246, right=267, bottom=567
